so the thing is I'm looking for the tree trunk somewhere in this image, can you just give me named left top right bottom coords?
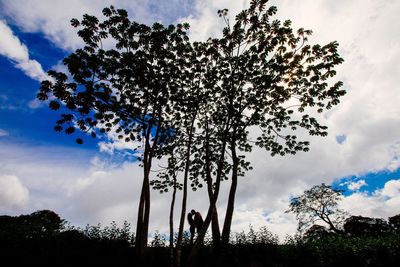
left=175, top=167, right=188, bottom=267
left=204, top=120, right=221, bottom=248
left=186, top=198, right=216, bottom=267
left=186, top=136, right=228, bottom=266
left=211, top=208, right=221, bottom=248
left=142, top=171, right=151, bottom=249
left=205, top=146, right=221, bottom=248
left=135, top=153, right=152, bottom=263
left=135, top=173, right=146, bottom=258
left=176, top=120, right=195, bottom=267
left=221, top=140, right=239, bottom=246
left=169, top=172, right=177, bottom=267
left=135, top=112, right=160, bottom=264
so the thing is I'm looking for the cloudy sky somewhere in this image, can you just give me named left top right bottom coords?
left=1, top=0, right=400, bottom=240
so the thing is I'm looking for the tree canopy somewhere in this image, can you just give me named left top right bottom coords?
left=287, top=183, right=348, bottom=234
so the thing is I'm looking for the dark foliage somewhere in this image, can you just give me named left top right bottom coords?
left=389, top=214, right=400, bottom=231
left=0, top=211, right=134, bottom=266
left=344, top=215, right=391, bottom=236
left=1, top=210, right=400, bottom=266
left=0, top=209, right=63, bottom=240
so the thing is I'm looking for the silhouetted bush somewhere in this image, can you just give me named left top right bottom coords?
left=344, top=216, right=391, bottom=236
left=389, top=214, right=400, bottom=231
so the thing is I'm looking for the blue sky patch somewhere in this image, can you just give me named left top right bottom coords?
left=336, top=134, right=346, bottom=144
left=332, top=168, right=400, bottom=196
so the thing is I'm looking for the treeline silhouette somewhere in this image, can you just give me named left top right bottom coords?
left=1, top=210, right=400, bottom=266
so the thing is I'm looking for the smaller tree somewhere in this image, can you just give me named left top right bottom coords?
left=0, top=210, right=64, bottom=240
left=344, top=216, right=391, bottom=236
left=287, top=183, right=347, bottom=234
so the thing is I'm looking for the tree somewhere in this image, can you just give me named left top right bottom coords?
left=149, top=39, right=211, bottom=267
left=37, top=6, right=192, bottom=259
left=287, top=183, right=347, bottom=234
left=26, top=210, right=64, bottom=237
left=188, top=0, right=345, bottom=262
left=344, top=216, right=391, bottom=236
left=0, top=210, right=64, bottom=240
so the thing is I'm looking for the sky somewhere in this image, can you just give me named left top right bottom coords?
left=0, top=0, right=400, bottom=241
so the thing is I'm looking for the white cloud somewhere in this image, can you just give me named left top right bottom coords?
left=347, top=180, right=367, bottom=191
left=0, top=1, right=98, bottom=51
left=380, top=179, right=400, bottom=198
left=0, top=0, right=196, bottom=52
left=0, top=175, right=29, bottom=210
left=0, top=20, right=28, bottom=61
left=0, top=129, right=8, bottom=137
left=340, top=179, right=400, bottom=219
left=16, top=59, right=48, bottom=81
left=0, top=19, right=48, bottom=81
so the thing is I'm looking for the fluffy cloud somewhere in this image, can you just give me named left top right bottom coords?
left=0, top=20, right=48, bottom=81
left=0, top=0, right=102, bottom=51
left=0, top=175, right=29, bottom=211
left=347, top=180, right=367, bottom=191
left=0, top=0, right=196, bottom=51
left=380, top=180, right=400, bottom=198
left=340, top=179, right=400, bottom=218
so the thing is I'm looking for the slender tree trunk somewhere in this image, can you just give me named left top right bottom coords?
left=175, top=173, right=187, bottom=267
left=169, top=172, right=177, bottom=267
left=142, top=169, right=151, bottom=250
left=135, top=172, right=147, bottom=258
left=324, top=215, right=342, bottom=234
left=135, top=144, right=151, bottom=262
left=204, top=120, right=221, bottom=248
left=211, top=208, right=221, bottom=248
left=205, top=154, right=221, bottom=248
left=135, top=111, right=161, bottom=264
left=186, top=136, right=228, bottom=266
left=205, top=145, right=221, bottom=248
left=221, top=140, right=239, bottom=246
left=176, top=119, right=195, bottom=267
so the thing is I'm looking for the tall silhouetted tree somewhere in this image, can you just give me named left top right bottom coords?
left=188, top=0, right=345, bottom=263
left=37, top=6, right=192, bottom=260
